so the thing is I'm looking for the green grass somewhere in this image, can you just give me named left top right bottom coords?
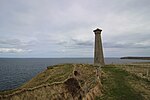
left=47, top=64, right=74, bottom=83
left=98, top=66, right=144, bottom=100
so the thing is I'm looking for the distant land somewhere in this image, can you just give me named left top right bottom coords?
left=120, top=57, right=150, bottom=60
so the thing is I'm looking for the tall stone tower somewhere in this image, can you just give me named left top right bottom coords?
left=93, top=28, right=105, bottom=66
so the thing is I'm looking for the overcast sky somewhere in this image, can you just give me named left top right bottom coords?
left=0, top=0, right=150, bottom=58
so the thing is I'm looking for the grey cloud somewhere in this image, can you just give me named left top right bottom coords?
left=104, top=30, right=150, bottom=49
left=0, top=38, right=36, bottom=55
left=0, top=39, right=36, bottom=48
left=56, top=40, right=68, bottom=45
left=104, top=41, right=150, bottom=49
left=0, top=48, right=31, bottom=53
left=56, top=38, right=93, bottom=49
left=0, top=39, right=21, bottom=45
left=71, top=39, right=93, bottom=47
left=117, top=0, right=150, bottom=14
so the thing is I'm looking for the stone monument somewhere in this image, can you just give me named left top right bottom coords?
left=93, top=28, right=105, bottom=66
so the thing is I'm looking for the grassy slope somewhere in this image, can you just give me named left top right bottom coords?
left=99, top=65, right=145, bottom=100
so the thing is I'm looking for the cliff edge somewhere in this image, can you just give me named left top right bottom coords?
left=0, top=64, right=103, bottom=100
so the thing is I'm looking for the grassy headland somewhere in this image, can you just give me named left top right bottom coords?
left=0, top=63, right=150, bottom=100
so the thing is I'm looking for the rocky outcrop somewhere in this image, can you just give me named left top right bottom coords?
left=0, top=64, right=103, bottom=100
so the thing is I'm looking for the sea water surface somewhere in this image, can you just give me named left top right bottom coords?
left=0, top=58, right=150, bottom=91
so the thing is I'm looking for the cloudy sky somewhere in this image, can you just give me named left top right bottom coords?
left=0, top=0, right=150, bottom=58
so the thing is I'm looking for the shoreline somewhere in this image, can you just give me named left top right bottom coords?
left=120, top=57, right=150, bottom=60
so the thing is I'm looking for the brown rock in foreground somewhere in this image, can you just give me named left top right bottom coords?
left=0, top=64, right=102, bottom=100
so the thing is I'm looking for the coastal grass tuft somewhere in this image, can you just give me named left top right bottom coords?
left=21, top=64, right=74, bottom=88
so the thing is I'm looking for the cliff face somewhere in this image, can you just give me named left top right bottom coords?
left=0, top=64, right=102, bottom=100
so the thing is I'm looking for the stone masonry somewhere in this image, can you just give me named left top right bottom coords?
left=93, top=28, right=105, bottom=66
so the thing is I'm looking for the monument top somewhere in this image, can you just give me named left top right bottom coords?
left=93, top=28, right=102, bottom=33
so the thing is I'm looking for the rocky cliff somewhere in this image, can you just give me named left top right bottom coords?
left=0, top=64, right=102, bottom=100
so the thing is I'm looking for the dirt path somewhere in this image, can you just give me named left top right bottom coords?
left=99, top=66, right=145, bottom=100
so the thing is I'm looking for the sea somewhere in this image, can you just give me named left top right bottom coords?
left=0, top=58, right=150, bottom=91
